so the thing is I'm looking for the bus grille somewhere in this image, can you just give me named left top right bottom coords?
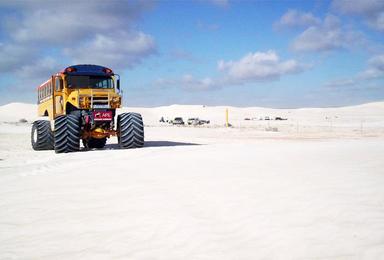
left=92, top=96, right=109, bottom=108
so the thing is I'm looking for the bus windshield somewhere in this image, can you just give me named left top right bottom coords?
left=66, top=75, right=114, bottom=89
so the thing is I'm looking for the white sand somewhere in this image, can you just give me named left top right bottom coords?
left=1, top=102, right=384, bottom=259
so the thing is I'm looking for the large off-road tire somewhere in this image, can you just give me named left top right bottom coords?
left=54, top=114, right=80, bottom=153
left=117, top=112, right=144, bottom=149
left=31, top=120, right=54, bottom=150
left=83, top=137, right=107, bottom=149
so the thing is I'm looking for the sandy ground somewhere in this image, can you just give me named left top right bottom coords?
left=1, top=103, right=384, bottom=259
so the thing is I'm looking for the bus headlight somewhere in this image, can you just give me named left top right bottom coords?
left=79, top=96, right=88, bottom=108
left=110, top=96, right=121, bottom=108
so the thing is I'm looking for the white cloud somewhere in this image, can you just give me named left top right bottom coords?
left=3, top=1, right=153, bottom=44
left=332, top=0, right=384, bottom=15
left=64, top=31, right=156, bottom=69
left=291, top=15, right=364, bottom=52
left=0, top=57, right=64, bottom=94
left=0, top=43, right=36, bottom=72
left=0, top=1, right=156, bottom=76
left=275, top=9, right=320, bottom=29
left=218, top=50, right=305, bottom=81
left=358, top=54, right=384, bottom=79
left=155, top=75, right=217, bottom=91
left=155, top=50, right=307, bottom=91
left=180, top=75, right=217, bottom=91
left=332, top=0, right=384, bottom=31
left=0, top=1, right=157, bottom=101
left=16, top=57, right=63, bottom=80
left=325, top=54, right=384, bottom=88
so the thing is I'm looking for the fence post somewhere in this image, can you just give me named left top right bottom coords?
left=226, top=108, right=229, bottom=127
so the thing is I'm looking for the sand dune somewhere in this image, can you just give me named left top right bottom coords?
left=1, top=101, right=384, bottom=124
left=0, top=102, right=384, bottom=259
left=1, top=102, right=383, bottom=138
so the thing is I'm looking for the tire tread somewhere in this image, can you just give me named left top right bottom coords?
left=118, top=112, right=144, bottom=149
left=54, top=114, right=80, bottom=153
left=31, top=120, right=54, bottom=150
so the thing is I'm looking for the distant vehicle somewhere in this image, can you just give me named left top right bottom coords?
left=200, top=119, right=210, bottom=124
left=172, top=117, right=185, bottom=125
left=187, top=118, right=210, bottom=125
left=244, top=118, right=251, bottom=121
left=275, top=117, right=287, bottom=120
left=187, top=118, right=198, bottom=125
left=265, top=116, right=270, bottom=120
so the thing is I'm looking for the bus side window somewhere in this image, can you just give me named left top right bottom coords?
left=56, top=78, right=62, bottom=91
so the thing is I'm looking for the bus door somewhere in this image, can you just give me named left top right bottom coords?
left=53, top=76, right=64, bottom=117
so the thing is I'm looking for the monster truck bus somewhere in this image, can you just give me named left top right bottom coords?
left=31, top=64, right=144, bottom=153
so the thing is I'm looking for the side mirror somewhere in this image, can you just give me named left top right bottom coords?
left=117, top=79, right=120, bottom=91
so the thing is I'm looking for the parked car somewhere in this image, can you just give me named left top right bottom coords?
left=187, top=118, right=199, bottom=125
left=172, top=117, right=185, bottom=125
left=187, top=118, right=210, bottom=125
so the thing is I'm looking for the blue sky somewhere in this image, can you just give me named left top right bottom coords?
left=0, top=0, right=383, bottom=107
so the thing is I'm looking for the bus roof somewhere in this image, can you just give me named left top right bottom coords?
left=61, top=64, right=114, bottom=76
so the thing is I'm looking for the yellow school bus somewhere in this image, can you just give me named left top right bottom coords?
left=31, top=64, right=144, bottom=153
